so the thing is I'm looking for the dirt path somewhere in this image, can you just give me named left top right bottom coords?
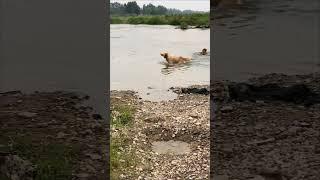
left=111, top=91, right=210, bottom=179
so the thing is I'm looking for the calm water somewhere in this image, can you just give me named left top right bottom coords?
left=1, top=0, right=107, bottom=116
left=111, top=25, right=210, bottom=101
left=213, top=0, right=320, bottom=81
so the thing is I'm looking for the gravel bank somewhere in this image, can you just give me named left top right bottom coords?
left=0, top=91, right=108, bottom=179
left=111, top=90, right=210, bottom=179
left=210, top=73, right=320, bottom=180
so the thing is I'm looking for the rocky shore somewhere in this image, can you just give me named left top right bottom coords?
left=110, top=90, right=210, bottom=179
left=0, top=91, right=108, bottom=179
left=173, top=73, right=320, bottom=179
left=1, top=72, right=319, bottom=179
left=209, top=73, right=320, bottom=180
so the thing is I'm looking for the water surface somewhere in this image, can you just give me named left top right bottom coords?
left=111, top=25, right=210, bottom=101
left=213, top=0, right=320, bottom=82
left=1, top=0, right=107, bottom=116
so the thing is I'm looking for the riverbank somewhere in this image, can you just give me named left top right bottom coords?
left=110, top=90, right=210, bottom=179
left=110, top=73, right=320, bottom=179
left=209, top=73, right=320, bottom=180
left=2, top=72, right=319, bottom=179
left=111, top=13, right=209, bottom=29
left=0, top=91, right=108, bottom=179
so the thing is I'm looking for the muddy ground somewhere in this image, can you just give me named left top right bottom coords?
left=210, top=73, right=320, bottom=180
left=0, top=91, right=108, bottom=179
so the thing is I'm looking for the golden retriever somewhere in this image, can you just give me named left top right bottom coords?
left=160, top=52, right=191, bottom=64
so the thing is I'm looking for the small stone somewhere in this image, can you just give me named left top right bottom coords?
left=17, top=112, right=37, bottom=118
left=76, top=173, right=90, bottom=178
left=220, top=106, right=233, bottom=112
left=287, top=126, right=300, bottom=134
left=86, top=164, right=96, bottom=172
left=299, top=122, right=311, bottom=127
left=82, top=129, right=93, bottom=135
left=37, top=122, right=49, bottom=127
left=120, top=174, right=126, bottom=179
left=213, top=175, right=229, bottom=180
left=255, top=100, right=265, bottom=104
left=57, top=132, right=67, bottom=138
left=171, top=160, right=179, bottom=165
left=86, top=153, right=102, bottom=160
left=249, top=175, right=266, bottom=180
left=190, top=114, right=199, bottom=118
left=247, top=138, right=275, bottom=145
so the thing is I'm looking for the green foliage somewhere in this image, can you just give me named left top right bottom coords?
left=8, top=136, right=79, bottom=180
left=110, top=1, right=207, bottom=16
left=110, top=102, right=138, bottom=179
left=111, top=104, right=135, bottom=127
left=180, top=22, right=188, bottom=29
left=147, top=16, right=167, bottom=25
left=125, top=1, right=141, bottom=15
left=111, top=13, right=209, bottom=27
left=111, top=17, right=125, bottom=24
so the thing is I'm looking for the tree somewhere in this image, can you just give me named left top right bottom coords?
left=142, top=3, right=156, bottom=15
left=155, top=5, right=167, bottom=15
left=110, top=2, right=126, bottom=15
left=124, top=1, right=141, bottom=15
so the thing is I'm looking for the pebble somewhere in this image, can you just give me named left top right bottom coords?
left=57, top=132, right=67, bottom=138
left=17, top=112, right=37, bottom=118
left=212, top=175, right=229, bottom=180
left=76, top=173, right=90, bottom=178
left=220, top=106, right=234, bottom=112
left=86, top=153, right=102, bottom=160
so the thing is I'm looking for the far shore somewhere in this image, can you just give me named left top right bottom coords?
left=111, top=13, right=209, bottom=29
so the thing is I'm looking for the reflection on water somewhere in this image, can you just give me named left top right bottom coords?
left=213, top=0, right=320, bottom=82
left=111, top=25, right=210, bottom=101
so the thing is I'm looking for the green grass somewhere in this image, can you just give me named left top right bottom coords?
left=111, top=13, right=209, bottom=27
left=1, top=136, right=79, bottom=180
left=110, top=103, right=138, bottom=179
left=110, top=136, right=138, bottom=179
left=111, top=104, right=135, bottom=128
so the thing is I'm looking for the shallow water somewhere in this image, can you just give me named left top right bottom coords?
left=213, top=0, right=320, bottom=82
left=111, top=25, right=210, bottom=101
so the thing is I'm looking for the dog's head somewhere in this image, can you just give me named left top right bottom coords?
left=202, top=48, right=207, bottom=54
left=160, top=52, right=168, bottom=59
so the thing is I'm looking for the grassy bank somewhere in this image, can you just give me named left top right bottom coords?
left=0, top=134, right=79, bottom=179
left=110, top=100, right=139, bottom=179
left=111, top=13, right=209, bottom=27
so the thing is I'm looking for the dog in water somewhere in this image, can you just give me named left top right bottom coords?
left=160, top=52, right=191, bottom=64
left=201, top=48, right=208, bottom=55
